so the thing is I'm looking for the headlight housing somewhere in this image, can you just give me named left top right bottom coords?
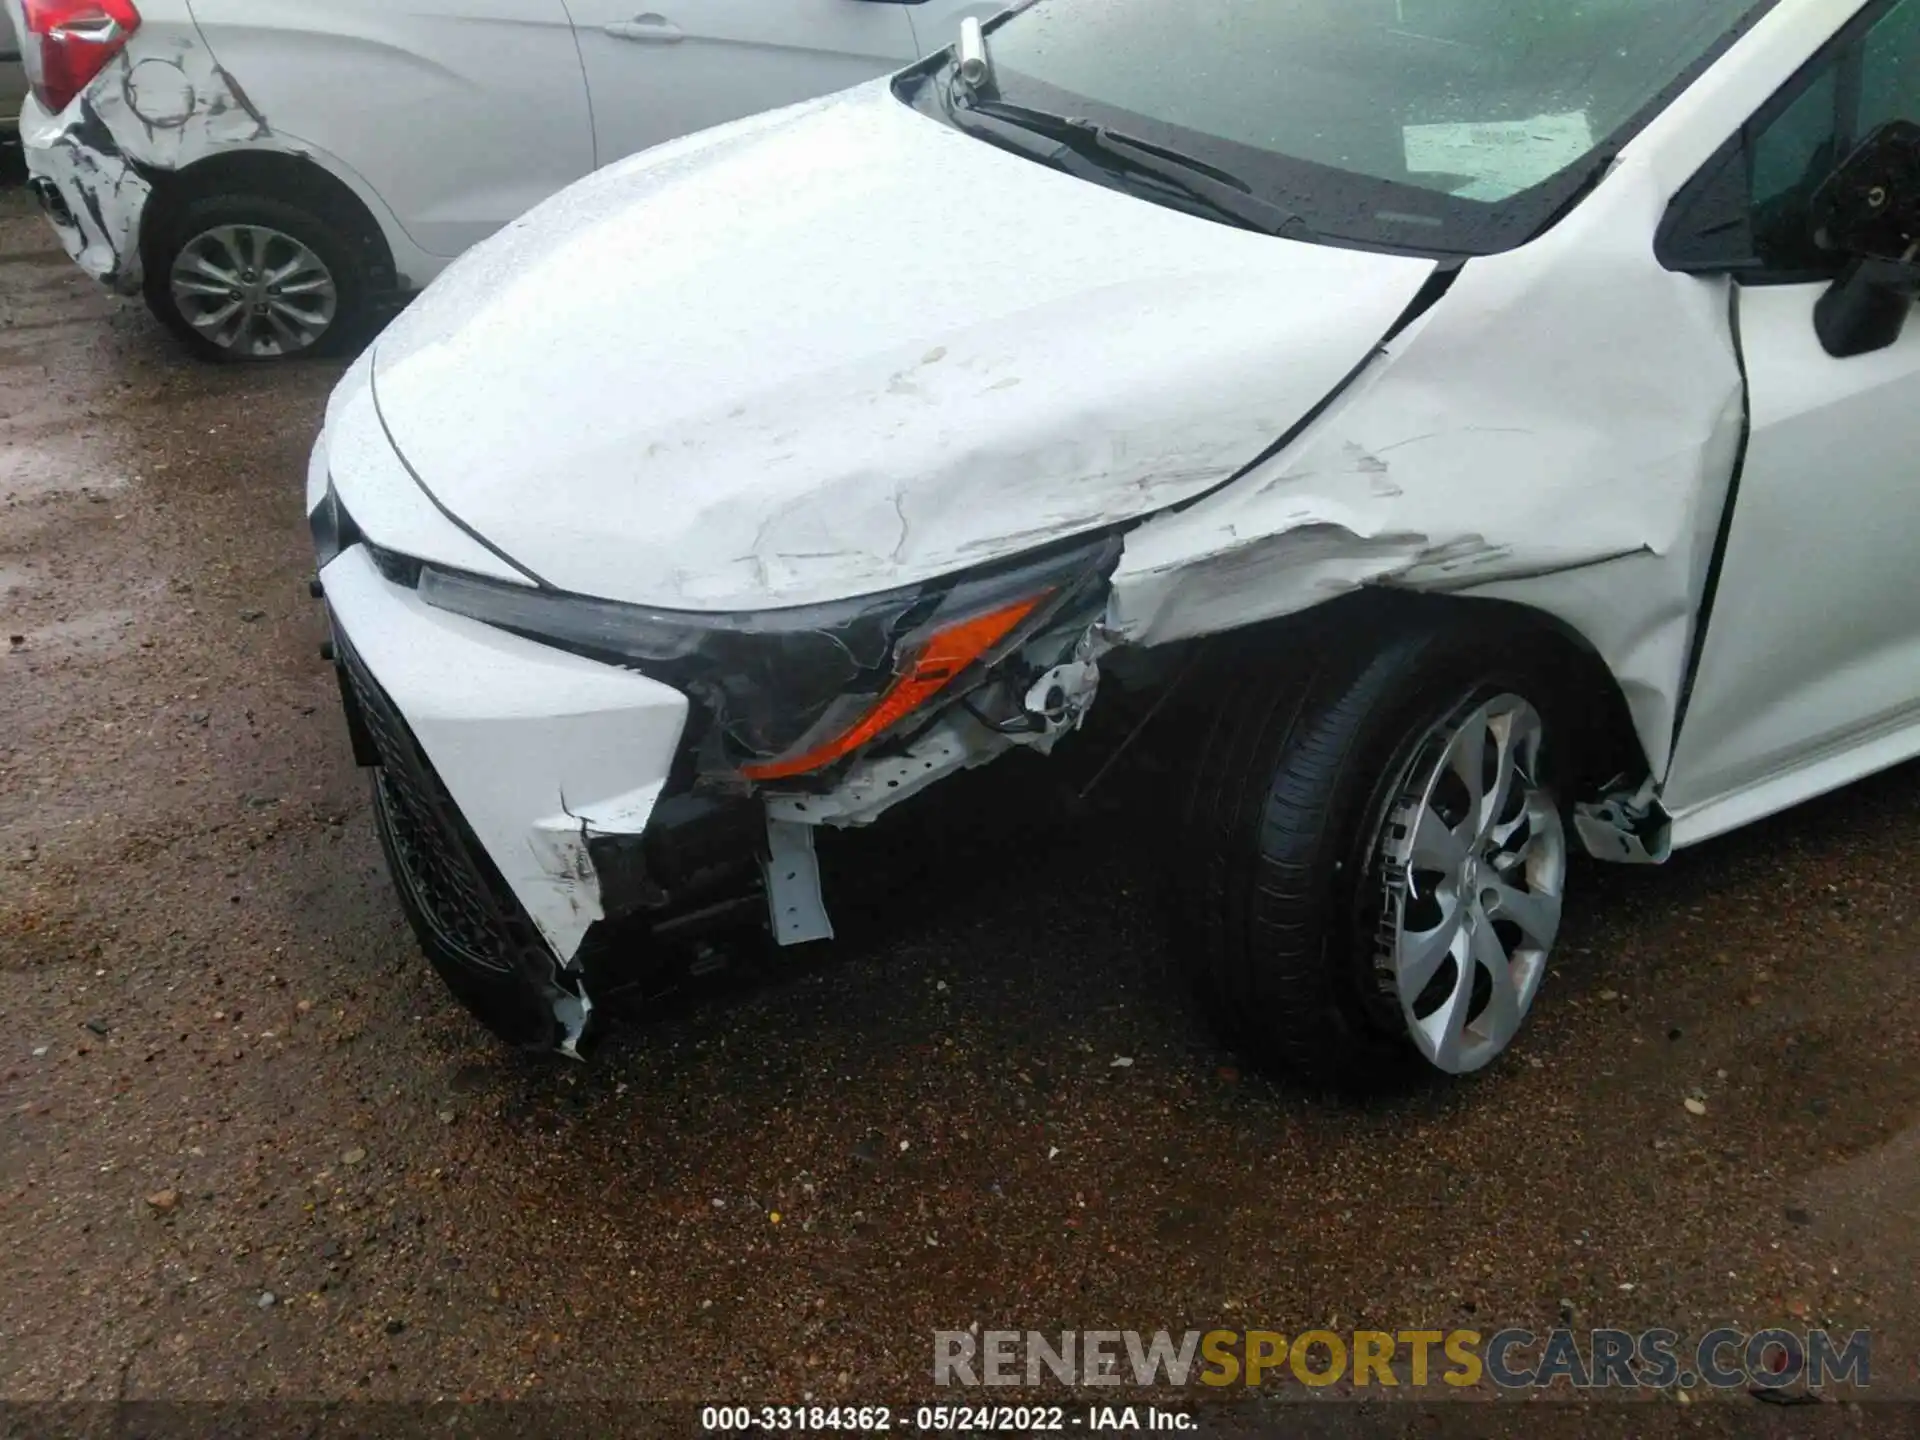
left=410, top=534, right=1120, bottom=781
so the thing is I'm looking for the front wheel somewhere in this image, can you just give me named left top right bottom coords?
left=1371, top=690, right=1567, bottom=1074
left=144, top=194, right=368, bottom=362
left=1176, top=615, right=1574, bottom=1090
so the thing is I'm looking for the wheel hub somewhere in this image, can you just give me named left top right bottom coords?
left=1376, top=693, right=1567, bottom=1074
left=169, top=224, right=339, bottom=358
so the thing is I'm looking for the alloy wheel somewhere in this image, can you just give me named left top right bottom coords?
left=1375, top=693, right=1566, bottom=1074
left=169, top=224, right=338, bottom=358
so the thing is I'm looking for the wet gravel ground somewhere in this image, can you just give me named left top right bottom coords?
left=2, top=186, right=1918, bottom=1430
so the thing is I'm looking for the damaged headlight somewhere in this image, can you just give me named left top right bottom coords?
left=411, top=535, right=1120, bottom=780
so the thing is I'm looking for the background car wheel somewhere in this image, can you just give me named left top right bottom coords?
left=144, top=194, right=368, bottom=362
left=1175, top=611, right=1574, bottom=1090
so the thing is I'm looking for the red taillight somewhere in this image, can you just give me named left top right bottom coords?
left=21, top=0, right=142, bottom=115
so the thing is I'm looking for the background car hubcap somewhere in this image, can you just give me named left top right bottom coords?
left=1377, top=693, right=1566, bottom=1074
left=170, top=225, right=338, bottom=357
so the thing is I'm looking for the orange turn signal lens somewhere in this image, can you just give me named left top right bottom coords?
left=741, top=595, right=1048, bottom=781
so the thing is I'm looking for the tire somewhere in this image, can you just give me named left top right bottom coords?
left=1175, top=610, right=1575, bottom=1090
left=144, top=192, right=369, bottom=363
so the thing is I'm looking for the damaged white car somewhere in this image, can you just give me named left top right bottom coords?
left=312, top=0, right=1920, bottom=1086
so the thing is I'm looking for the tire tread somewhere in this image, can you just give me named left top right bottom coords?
left=1176, top=613, right=1560, bottom=1088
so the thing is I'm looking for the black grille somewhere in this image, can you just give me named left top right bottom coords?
left=334, top=626, right=531, bottom=975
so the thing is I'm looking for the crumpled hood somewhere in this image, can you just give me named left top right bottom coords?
left=371, top=80, right=1438, bottom=611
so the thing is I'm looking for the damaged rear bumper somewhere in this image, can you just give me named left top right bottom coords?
left=19, top=96, right=151, bottom=294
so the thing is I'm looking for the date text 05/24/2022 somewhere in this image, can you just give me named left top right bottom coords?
left=701, top=1405, right=1195, bottom=1432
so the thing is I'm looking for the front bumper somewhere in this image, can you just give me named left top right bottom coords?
left=320, top=544, right=691, bottom=985
left=20, top=93, right=151, bottom=293
left=314, top=362, right=1118, bottom=1046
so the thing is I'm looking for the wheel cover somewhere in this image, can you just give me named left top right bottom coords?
left=169, top=224, right=338, bottom=357
left=1375, top=693, right=1566, bottom=1074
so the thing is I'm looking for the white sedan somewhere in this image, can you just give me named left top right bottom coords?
left=311, top=0, right=1919, bottom=1084
left=7, top=0, right=994, bottom=359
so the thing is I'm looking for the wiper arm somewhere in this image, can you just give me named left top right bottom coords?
left=953, top=95, right=1314, bottom=240
left=966, top=98, right=1247, bottom=185
left=937, top=92, right=1149, bottom=197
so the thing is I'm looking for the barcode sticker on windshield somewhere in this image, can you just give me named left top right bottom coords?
left=1402, top=111, right=1595, bottom=200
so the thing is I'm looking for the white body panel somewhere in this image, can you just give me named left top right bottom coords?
left=183, top=0, right=594, bottom=258
left=566, top=0, right=923, bottom=162
left=1661, top=280, right=1920, bottom=830
left=315, top=354, right=535, bottom=586
left=1669, top=713, right=1920, bottom=848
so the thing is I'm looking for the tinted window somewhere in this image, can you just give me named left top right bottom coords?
left=1751, top=0, right=1920, bottom=271
left=1862, top=0, right=1920, bottom=131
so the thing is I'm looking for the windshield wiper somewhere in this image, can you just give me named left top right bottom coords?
left=944, top=92, right=1314, bottom=240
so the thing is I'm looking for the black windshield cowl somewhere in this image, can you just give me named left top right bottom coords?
left=942, top=88, right=1317, bottom=241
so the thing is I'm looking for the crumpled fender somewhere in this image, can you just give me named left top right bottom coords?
left=1106, top=156, right=1747, bottom=780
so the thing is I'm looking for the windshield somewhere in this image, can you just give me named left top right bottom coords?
left=960, top=0, right=1778, bottom=254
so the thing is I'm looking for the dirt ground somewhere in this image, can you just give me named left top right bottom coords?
left=2, top=185, right=1918, bottom=1431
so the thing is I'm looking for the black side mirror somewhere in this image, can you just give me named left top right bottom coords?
left=1810, top=120, right=1920, bottom=358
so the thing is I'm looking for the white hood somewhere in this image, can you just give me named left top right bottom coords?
left=371, top=81, right=1437, bottom=611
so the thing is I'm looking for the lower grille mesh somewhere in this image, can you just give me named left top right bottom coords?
left=335, top=627, right=525, bottom=974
